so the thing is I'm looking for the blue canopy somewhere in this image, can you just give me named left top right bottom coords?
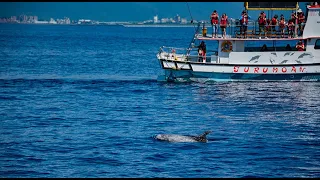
left=245, top=2, right=299, bottom=10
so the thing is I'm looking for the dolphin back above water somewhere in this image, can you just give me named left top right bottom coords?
left=155, top=131, right=212, bottom=143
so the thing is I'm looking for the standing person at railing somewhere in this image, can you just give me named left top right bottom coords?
left=279, top=14, right=286, bottom=38
left=290, top=12, right=298, bottom=37
left=297, top=9, right=305, bottom=36
left=265, top=18, right=271, bottom=38
left=220, top=13, right=229, bottom=39
left=288, top=19, right=295, bottom=38
left=258, top=11, right=267, bottom=39
left=271, top=15, right=278, bottom=34
left=210, top=10, right=219, bottom=38
left=239, top=10, right=251, bottom=39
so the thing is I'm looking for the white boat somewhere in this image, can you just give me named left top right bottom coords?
left=156, top=2, right=320, bottom=82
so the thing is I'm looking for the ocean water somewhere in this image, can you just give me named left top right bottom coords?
left=1, top=24, right=320, bottom=178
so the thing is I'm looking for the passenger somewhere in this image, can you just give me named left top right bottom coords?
left=265, top=18, right=271, bottom=37
left=258, top=11, right=267, bottom=39
left=260, top=44, right=268, bottom=52
left=288, top=19, right=295, bottom=38
left=271, top=15, right=278, bottom=33
left=220, top=13, right=229, bottom=39
left=239, top=10, right=251, bottom=38
left=279, top=15, right=286, bottom=38
left=285, top=44, right=292, bottom=51
left=197, top=41, right=207, bottom=62
left=297, top=9, right=305, bottom=36
left=290, top=12, right=298, bottom=37
left=291, top=12, right=297, bottom=23
left=296, top=40, right=305, bottom=51
left=210, top=10, right=219, bottom=38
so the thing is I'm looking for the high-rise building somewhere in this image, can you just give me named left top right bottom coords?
left=28, top=16, right=34, bottom=23
left=64, top=17, right=70, bottom=24
left=153, top=15, right=159, bottom=24
left=19, top=15, right=28, bottom=23
left=174, top=14, right=180, bottom=23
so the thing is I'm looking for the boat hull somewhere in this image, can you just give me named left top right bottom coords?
left=158, top=59, right=320, bottom=82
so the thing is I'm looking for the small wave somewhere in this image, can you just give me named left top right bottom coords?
left=77, top=156, right=126, bottom=166
left=241, top=175, right=265, bottom=178
left=0, top=75, right=158, bottom=86
left=0, top=95, right=21, bottom=101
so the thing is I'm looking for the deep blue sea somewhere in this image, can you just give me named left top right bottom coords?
left=1, top=24, right=320, bottom=178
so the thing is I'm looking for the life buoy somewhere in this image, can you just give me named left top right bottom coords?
left=221, top=40, right=233, bottom=52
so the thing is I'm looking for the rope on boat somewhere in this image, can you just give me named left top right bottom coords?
left=185, top=2, right=201, bottom=56
left=186, top=2, right=197, bottom=31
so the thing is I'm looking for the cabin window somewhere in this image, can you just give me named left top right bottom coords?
left=244, top=40, right=305, bottom=52
left=315, top=39, right=320, bottom=50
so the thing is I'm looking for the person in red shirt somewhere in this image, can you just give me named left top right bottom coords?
left=290, top=12, right=298, bottom=37
left=271, top=15, right=278, bottom=33
left=220, top=13, right=229, bottom=39
left=291, top=12, right=297, bottom=23
left=197, top=41, right=207, bottom=62
left=264, top=18, right=272, bottom=38
left=210, top=10, right=219, bottom=38
left=258, top=11, right=267, bottom=39
left=240, top=10, right=251, bottom=38
left=287, top=19, right=295, bottom=38
left=296, top=40, right=305, bottom=51
left=297, top=9, right=305, bottom=36
left=279, top=14, right=286, bottom=38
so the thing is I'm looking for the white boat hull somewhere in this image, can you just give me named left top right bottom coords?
left=158, top=59, right=320, bottom=82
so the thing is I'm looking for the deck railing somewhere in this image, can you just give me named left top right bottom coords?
left=200, top=20, right=304, bottom=39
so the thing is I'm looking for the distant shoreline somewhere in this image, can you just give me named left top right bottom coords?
left=0, top=23, right=198, bottom=27
left=122, top=24, right=197, bottom=27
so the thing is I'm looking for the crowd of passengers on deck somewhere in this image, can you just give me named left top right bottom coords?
left=209, top=7, right=307, bottom=39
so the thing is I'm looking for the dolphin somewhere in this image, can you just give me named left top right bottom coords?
left=154, top=131, right=212, bottom=143
left=280, top=60, right=289, bottom=64
left=283, top=52, right=291, bottom=56
left=271, top=52, right=277, bottom=57
left=298, top=53, right=313, bottom=59
left=249, top=55, right=261, bottom=62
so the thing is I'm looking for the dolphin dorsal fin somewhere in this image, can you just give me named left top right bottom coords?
left=198, top=130, right=212, bottom=138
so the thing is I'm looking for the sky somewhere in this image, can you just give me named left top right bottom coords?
left=0, top=2, right=307, bottom=22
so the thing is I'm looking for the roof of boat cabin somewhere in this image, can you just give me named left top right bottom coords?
left=244, top=2, right=298, bottom=10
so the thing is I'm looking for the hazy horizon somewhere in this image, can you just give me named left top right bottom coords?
left=0, top=2, right=307, bottom=22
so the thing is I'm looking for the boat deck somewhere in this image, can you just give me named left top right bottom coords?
left=196, top=34, right=306, bottom=41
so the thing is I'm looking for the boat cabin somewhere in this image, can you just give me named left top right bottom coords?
left=183, top=2, right=320, bottom=64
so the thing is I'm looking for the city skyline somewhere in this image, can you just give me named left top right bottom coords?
left=0, top=13, right=196, bottom=26
left=0, top=2, right=308, bottom=23
left=0, top=2, right=252, bottom=22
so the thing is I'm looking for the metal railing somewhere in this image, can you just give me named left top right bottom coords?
left=200, top=20, right=305, bottom=39
left=158, top=46, right=220, bottom=63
